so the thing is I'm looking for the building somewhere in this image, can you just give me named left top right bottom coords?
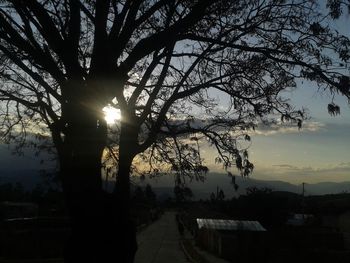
left=286, top=213, right=315, bottom=226
left=196, top=218, right=267, bottom=262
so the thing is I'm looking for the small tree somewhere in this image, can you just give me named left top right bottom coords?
left=132, top=186, right=145, bottom=204
left=210, top=192, right=216, bottom=203
left=218, top=188, right=225, bottom=201
left=145, top=184, right=157, bottom=206
left=174, top=185, right=193, bottom=203
left=246, top=186, right=273, bottom=196
left=0, top=1, right=350, bottom=262
left=210, top=187, right=225, bottom=202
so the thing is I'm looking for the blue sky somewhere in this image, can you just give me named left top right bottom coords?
left=201, top=80, right=350, bottom=184
left=200, top=10, right=350, bottom=184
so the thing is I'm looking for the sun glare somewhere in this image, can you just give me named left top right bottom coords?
left=103, top=106, right=121, bottom=124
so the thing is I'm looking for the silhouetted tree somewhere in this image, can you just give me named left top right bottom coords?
left=210, top=192, right=216, bottom=203
left=30, top=183, right=45, bottom=203
left=1, top=1, right=350, bottom=262
left=174, top=185, right=193, bottom=203
left=210, top=187, right=225, bottom=202
left=218, top=189, right=225, bottom=201
left=145, top=184, right=156, bottom=205
left=132, top=186, right=145, bottom=204
left=0, top=182, right=26, bottom=201
left=246, top=186, right=273, bottom=196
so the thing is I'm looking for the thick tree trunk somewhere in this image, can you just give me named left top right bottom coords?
left=54, top=103, right=137, bottom=262
left=112, top=120, right=139, bottom=262
left=114, top=119, right=138, bottom=212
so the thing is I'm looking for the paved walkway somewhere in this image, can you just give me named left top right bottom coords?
left=134, top=211, right=188, bottom=263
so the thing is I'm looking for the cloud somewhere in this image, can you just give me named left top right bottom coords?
left=272, top=164, right=299, bottom=170
left=339, top=162, right=350, bottom=167
left=252, top=121, right=325, bottom=136
left=271, top=162, right=350, bottom=174
left=253, top=162, right=350, bottom=184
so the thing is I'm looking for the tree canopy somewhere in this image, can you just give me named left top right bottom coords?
left=0, top=0, right=350, bottom=194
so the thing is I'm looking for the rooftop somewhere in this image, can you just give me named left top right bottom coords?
left=196, top=218, right=266, bottom=232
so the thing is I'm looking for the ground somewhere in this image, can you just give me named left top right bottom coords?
left=135, top=211, right=189, bottom=263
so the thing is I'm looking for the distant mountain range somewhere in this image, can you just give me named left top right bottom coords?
left=1, top=170, right=350, bottom=199
left=136, top=173, right=350, bottom=200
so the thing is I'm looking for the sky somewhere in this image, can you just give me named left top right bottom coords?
left=197, top=75, right=350, bottom=184
left=239, top=94, right=349, bottom=184
left=196, top=9, right=350, bottom=184
left=245, top=11, right=350, bottom=184
left=202, top=122, right=350, bottom=184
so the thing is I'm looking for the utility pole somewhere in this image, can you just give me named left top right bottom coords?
left=302, top=182, right=305, bottom=222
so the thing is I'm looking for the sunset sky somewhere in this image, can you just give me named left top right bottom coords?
left=209, top=86, right=350, bottom=184
left=3, top=79, right=348, bottom=185
left=0, top=5, right=349, bottom=186
left=1, top=67, right=349, bottom=186
left=200, top=13, right=350, bottom=184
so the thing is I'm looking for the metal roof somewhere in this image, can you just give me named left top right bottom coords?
left=196, top=218, right=266, bottom=232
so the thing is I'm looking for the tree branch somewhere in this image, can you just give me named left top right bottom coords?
left=120, top=0, right=215, bottom=73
